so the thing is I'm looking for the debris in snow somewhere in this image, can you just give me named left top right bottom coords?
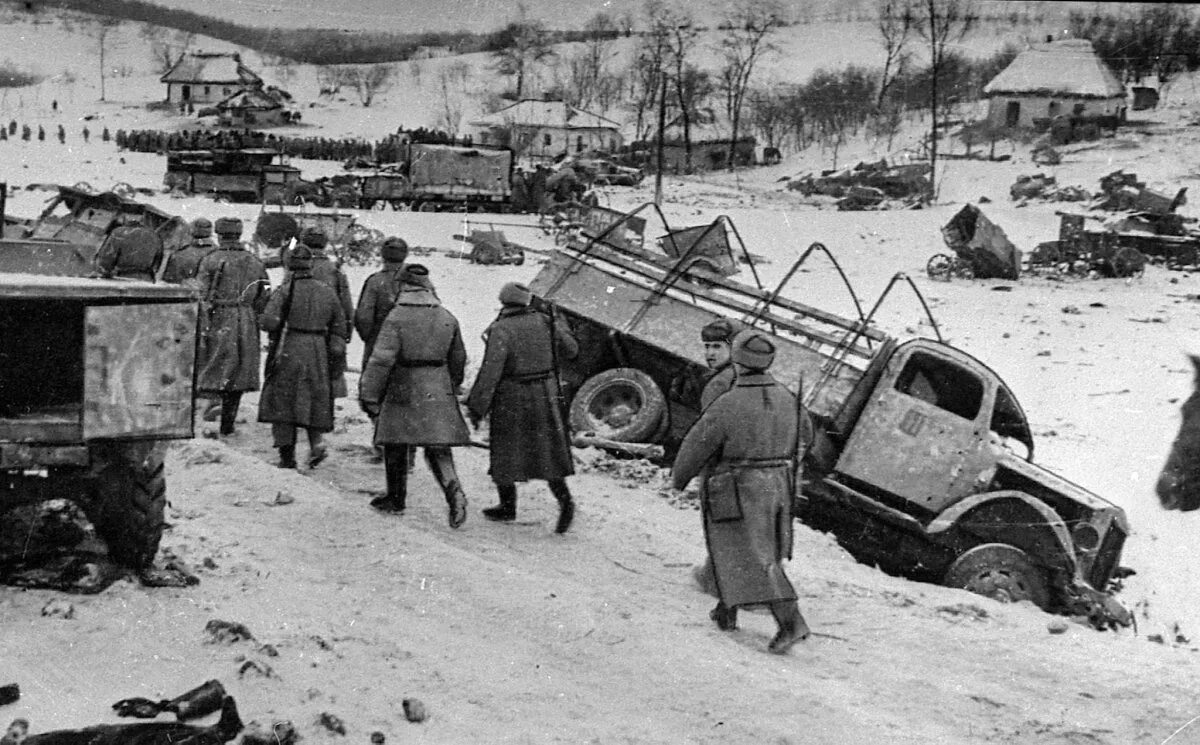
left=1047, top=618, right=1069, bottom=634
left=316, top=712, right=346, bottom=735
left=205, top=619, right=254, bottom=644
left=403, top=698, right=428, bottom=723
left=40, top=600, right=74, bottom=619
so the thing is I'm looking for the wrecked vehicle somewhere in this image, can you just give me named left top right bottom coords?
left=164, top=148, right=303, bottom=204
left=928, top=204, right=1022, bottom=281
left=2, top=184, right=189, bottom=272
left=0, top=248, right=197, bottom=578
left=788, top=158, right=932, bottom=208
left=528, top=203, right=1130, bottom=625
left=354, top=142, right=514, bottom=212
left=251, top=207, right=383, bottom=268
left=1029, top=213, right=1157, bottom=277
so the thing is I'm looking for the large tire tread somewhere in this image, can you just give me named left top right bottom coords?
left=85, top=442, right=167, bottom=570
left=569, top=367, right=667, bottom=443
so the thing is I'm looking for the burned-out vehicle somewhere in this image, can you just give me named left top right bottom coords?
left=165, top=148, right=302, bottom=204
left=2, top=184, right=189, bottom=273
left=355, top=142, right=514, bottom=212
left=0, top=251, right=197, bottom=574
left=529, top=203, right=1130, bottom=626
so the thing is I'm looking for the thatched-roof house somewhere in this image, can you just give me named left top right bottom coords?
left=160, top=52, right=263, bottom=105
left=468, top=100, right=623, bottom=162
left=983, top=39, right=1126, bottom=128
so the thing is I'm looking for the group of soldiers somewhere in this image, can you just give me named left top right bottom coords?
left=94, top=216, right=579, bottom=536
left=94, top=216, right=810, bottom=654
left=0, top=120, right=106, bottom=144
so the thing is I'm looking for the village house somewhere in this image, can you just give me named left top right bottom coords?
left=160, top=51, right=263, bottom=106
left=983, top=38, right=1126, bottom=129
left=468, top=99, right=623, bottom=162
left=650, top=110, right=757, bottom=173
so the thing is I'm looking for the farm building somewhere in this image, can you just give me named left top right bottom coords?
left=468, top=100, right=623, bottom=162
left=983, top=38, right=1126, bottom=128
left=650, top=111, right=756, bottom=173
left=160, top=52, right=263, bottom=106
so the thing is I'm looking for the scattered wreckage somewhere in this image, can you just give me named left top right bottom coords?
left=250, top=207, right=384, bottom=268
left=528, top=202, right=1131, bottom=626
left=786, top=158, right=932, bottom=210
left=927, top=204, right=1022, bottom=281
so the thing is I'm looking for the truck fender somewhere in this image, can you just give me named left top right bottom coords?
left=927, top=490, right=1077, bottom=575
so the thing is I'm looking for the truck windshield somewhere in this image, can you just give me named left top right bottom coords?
left=893, top=351, right=983, bottom=421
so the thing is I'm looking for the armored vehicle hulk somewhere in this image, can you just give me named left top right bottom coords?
left=527, top=203, right=1130, bottom=626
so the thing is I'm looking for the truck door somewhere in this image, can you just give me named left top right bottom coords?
left=834, top=342, right=996, bottom=512
left=83, top=303, right=197, bottom=439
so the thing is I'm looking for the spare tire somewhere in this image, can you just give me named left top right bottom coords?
left=569, top=367, right=667, bottom=443
left=83, top=441, right=166, bottom=570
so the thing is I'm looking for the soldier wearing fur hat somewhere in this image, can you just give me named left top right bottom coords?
left=359, top=264, right=470, bottom=528
left=298, top=227, right=353, bottom=397
left=691, top=316, right=748, bottom=597
left=671, top=329, right=811, bottom=655
left=465, top=282, right=579, bottom=533
left=257, top=244, right=347, bottom=469
left=353, top=236, right=409, bottom=370
left=195, top=216, right=270, bottom=436
left=161, top=217, right=216, bottom=286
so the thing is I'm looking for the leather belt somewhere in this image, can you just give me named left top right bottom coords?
left=507, top=370, right=552, bottom=383
left=397, top=360, right=443, bottom=367
left=724, top=457, right=792, bottom=469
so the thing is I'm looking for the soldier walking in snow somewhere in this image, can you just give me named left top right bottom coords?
left=257, top=245, right=346, bottom=469
left=354, top=237, right=408, bottom=369
left=465, top=282, right=578, bottom=534
left=298, top=227, right=353, bottom=398
left=358, top=265, right=470, bottom=528
left=161, top=217, right=216, bottom=287
left=671, top=329, right=811, bottom=655
left=94, top=223, right=163, bottom=281
left=194, top=217, right=270, bottom=436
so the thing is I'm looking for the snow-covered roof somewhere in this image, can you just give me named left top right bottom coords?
left=984, top=39, right=1125, bottom=100
left=216, top=88, right=284, bottom=111
left=160, top=52, right=263, bottom=86
left=470, top=100, right=620, bottom=131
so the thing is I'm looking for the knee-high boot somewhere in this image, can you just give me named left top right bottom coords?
left=425, top=447, right=467, bottom=529
left=219, top=392, right=242, bottom=435
left=371, top=445, right=407, bottom=513
left=548, top=479, right=574, bottom=534
left=767, top=600, right=810, bottom=655
left=483, top=483, right=517, bottom=522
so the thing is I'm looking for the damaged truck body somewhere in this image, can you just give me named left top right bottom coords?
left=529, top=203, right=1130, bottom=626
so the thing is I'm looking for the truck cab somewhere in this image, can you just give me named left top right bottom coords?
left=806, top=338, right=1129, bottom=626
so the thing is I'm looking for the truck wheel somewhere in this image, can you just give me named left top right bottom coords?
left=1110, top=247, right=1146, bottom=278
left=418, top=201, right=439, bottom=213
left=84, top=442, right=166, bottom=570
left=943, top=543, right=1050, bottom=609
left=569, top=367, right=667, bottom=443
left=926, top=254, right=953, bottom=281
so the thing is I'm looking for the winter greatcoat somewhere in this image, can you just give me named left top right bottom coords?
left=195, top=241, right=269, bottom=394
left=672, top=371, right=799, bottom=608
left=95, top=226, right=163, bottom=281
left=466, top=306, right=578, bottom=484
left=699, top=363, right=736, bottom=411
left=308, top=249, right=354, bottom=397
left=256, top=272, right=347, bottom=432
left=358, top=287, right=470, bottom=446
left=161, top=238, right=214, bottom=287
left=353, top=260, right=406, bottom=368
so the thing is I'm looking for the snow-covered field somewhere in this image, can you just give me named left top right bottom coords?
left=6, top=7, right=1200, bottom=744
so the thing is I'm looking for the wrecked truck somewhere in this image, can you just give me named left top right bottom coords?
left=528, top=203, right=1130, bottom=626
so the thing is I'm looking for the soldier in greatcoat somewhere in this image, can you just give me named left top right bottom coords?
left=94, top=224, right=163, bottom=282
left=691, top=317, right=747, bottom=598
left=465, top=282, right=578, bottom=534
left=257, top=245, right=347, bottom=469
left=298, top=227, right=353, bottom=398
left=161, top=217, right=216, bottom=287
left=671, top=329, right=811, bottom=655
left=195, top=217, right=270, bottom=436
left=358, top=265, right=470, bottom=529
left=353, top=237, right=408, bottom=369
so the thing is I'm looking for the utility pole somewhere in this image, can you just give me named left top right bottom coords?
left=654, top=73, right=666, bottom=206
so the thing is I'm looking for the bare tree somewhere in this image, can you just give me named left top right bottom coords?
left=914, top=0, right=977, bottom=200
left=344, top=64, right=396, bottom=107
left=316, top=66, right=345, bottom=98
left=716, top=0, right=786, bottom=170
left=876, top=0, right=915, bottom=107
left=492, top=3, right=557, bottom=99
left=656, top=3, right=700, bottom=170
left=563, top=12, right=621, bottom=111
left=436, top=61, right=473, bottom=135
left=747, top=84, right=790, bottom=152
left=627, top=0, right=674, bottom=143
left=141, top=24, right=194, bottom=76
left=94, top=17, right=120, bottom=102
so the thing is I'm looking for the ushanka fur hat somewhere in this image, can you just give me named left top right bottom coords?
left=498, top=281, right=532, bottom=306
left=400, top=263, right=434, bottom=290
left=191, top=217, right=213, bottom=238
left=381, top=236, right=409, bottom=262
left=730, top=329, right=776, bottom=370
left=286, top=244, right=314, bottom=270
left=701, top=318, right=744, bottom=343
left=214, top=216, right=242, bottom=237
